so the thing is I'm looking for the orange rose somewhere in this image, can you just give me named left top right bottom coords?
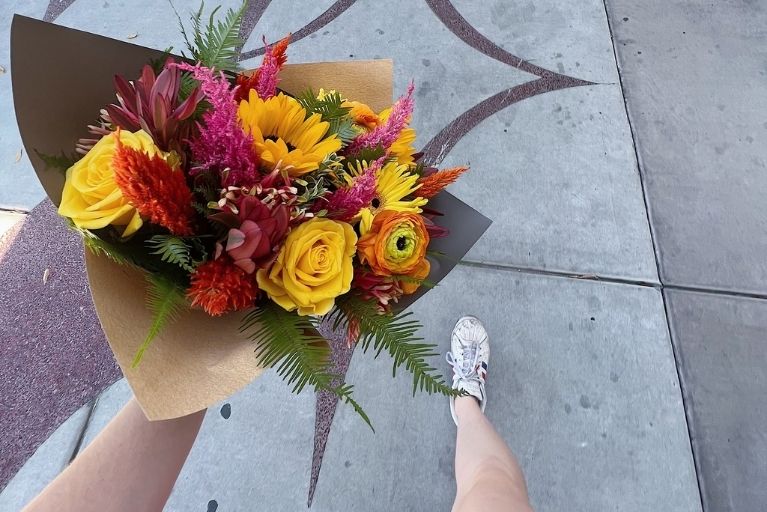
left=357, top=211, right=430, bottom=294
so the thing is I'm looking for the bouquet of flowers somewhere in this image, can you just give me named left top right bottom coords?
left=12, top=3, right=490, bottom=425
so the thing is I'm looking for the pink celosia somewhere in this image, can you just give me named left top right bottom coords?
left=233, top=35, right=290, bottom=103
left=174, top=62, right=260, bottom=187
left=325, top=157, right=385, bottom=221
left=256, top=35, right=290, bottom=100
left=345, top=82, right=415, bottom=155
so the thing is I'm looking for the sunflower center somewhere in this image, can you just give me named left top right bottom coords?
left=266, top=135, right=296, bottom=152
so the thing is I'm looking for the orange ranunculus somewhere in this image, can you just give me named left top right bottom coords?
left=343, top=100, right=380, bottom=130
left=357, top=211, right=430, bottom=293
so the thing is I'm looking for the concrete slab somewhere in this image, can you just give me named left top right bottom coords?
left=447, top=0, right=620, bottom=83
left=445, top=84, right=657, bottom=282
left=0, top=211, right=25, bottom=241
left=604, top=0, right=767, bottom=293
left=53, top=0, right=244, bottom=56
left=0, top=404, right=89, bottom=509
left=51, top=267, right=698, bottom=511
left=665, top=289, right=767, bottom=512
left=0, top=1, right=47, bottom=211
left=75, top=379, right=133, bottom=452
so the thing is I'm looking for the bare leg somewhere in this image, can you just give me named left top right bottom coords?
left=24, top=397, right=205, bottom=512
left=452, top=397, right=533, bottom=512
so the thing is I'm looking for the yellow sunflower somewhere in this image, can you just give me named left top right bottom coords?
left=349, top=160, right=428, bottom=234
left=238, top=91, right=341, bottom=176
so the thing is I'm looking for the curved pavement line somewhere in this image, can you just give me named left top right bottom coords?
left=239, top=0, right=358, bottom=60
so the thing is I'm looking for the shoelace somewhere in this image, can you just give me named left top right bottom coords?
left=446, top=347, right=485, bottom=385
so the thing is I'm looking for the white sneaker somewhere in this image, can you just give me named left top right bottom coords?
left=446, top=315, right=489, bottom=426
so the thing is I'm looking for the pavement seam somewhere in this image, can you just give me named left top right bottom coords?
left=0, top=208, right=29, bottom=215
left=66, top=399, right=97, bottom=465
left=458, top=259, right=661, bottom=289
left=599, top=2, right=706, bottom=511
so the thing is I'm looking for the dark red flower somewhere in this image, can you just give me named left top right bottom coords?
left=106, top=59, right=203, bottom=151
left=352, top=269, right=404, bottom=313
left=210, top=195, right=290, bottom=273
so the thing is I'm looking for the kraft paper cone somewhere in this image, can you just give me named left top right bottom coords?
left=12, top=15, right=491, bottom=420
left=12, top=15, right=394, bottom=420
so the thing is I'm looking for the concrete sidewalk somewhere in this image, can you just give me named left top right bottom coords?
left=2, top=0, right=764, bottom=511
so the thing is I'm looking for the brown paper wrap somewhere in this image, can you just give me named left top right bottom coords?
left=11, top=12, right=393, bottom=420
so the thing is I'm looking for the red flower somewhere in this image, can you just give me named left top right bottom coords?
left=220, top=196, right=290, bottom=274
left=353, top=269, right=404, bottom=313
left=187, top=257, right=259, bottom=316
left=112, top=135, right=195, bottom=236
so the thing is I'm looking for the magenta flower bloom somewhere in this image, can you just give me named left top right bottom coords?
left=174, top=62, right=260, bottom=187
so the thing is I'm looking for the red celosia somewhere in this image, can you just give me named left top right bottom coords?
left=416, top=166, right=469, bottom=198
left=324, top=157, right=385, bottom=221
left=174, top=62, right=260, bottom=187
left=187, top=256, right=259, bottom=316
left=234, top=35, right=291, bottom=102
left=112, top=135, right=194, bottom=236
left=346, top=82, right=414, bottom=155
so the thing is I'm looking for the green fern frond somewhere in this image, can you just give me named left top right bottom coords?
left=146, top=235, right=195, bottom=272
left=297, top=90, right=351, bottom=121
left=67, top=221, right=133, bottom=266
left=329, top=295, right=460, bottom=398
left=241, top=302, right=373, bottom=429
left=176, top=0, right=246, bottom=72
left=132, top=274, right=186, bottom=367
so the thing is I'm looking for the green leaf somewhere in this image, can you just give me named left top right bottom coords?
left=174, top=0, right=247, bottom=72
left=393, top=274, right=436, bottom=289
left=34, top=149, right=78, bottom=173
left=241, top=302, right=373, bottom=430
left=329, top=295, right=460, bottom=398
left=132, top=274, right=186, bottom=367
left=334, top=118, right=358, bottom=145
left=297, top=89, right=351, bottom=123
left=146, top=235, right=195, bottom=272
left=67, top=221, right=133, bottom=266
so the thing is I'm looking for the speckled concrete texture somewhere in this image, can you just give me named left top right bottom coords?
left=604, top=0, right=767, bottom=294
left=0, top=201, right=120, bottom=490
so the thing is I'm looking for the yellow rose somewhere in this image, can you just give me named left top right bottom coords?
left=58, top=130, right=159, bottom=237
left=257, top=218, right=357, bottom=316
